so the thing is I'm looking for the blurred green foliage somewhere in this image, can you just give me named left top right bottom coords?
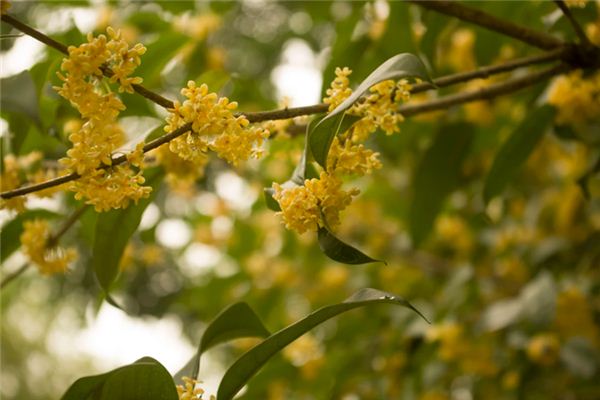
left=1, top=1, right=600, bottom=400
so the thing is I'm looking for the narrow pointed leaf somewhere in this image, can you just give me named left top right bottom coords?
left=410, top=123, right=474, bottom=246
left=178, top=302, right=270, bottom=381
left=310, top=53, right=432, bottom=168
left=483, top=106, right=554, bottom=204
left=309, top=113, right=362, bottom=169
left=263, top=188, right=281, bottom=211
left=318, top=226, right=382, bottom=265
left=217, top=288, right=428, bottom=400
left=92, top=168, right=164, bottom=295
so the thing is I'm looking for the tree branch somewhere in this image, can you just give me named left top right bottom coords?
left=0, top=12, right=577, bottom=200
left=553, top=0, right=593, bottom=48
left=398, top=63, right=571, bottom=117
left=410, top=0, right=564, bottom=50
left=0, top=14, right=175, bottom=109
left=0, top=264, right=29, bottom=289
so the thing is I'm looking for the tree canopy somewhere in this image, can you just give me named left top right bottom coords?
left=1, top=1, right=600, bottom=399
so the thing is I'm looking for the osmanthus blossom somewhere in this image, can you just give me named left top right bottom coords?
left=55, top=27, right=150, bottom=212
left=164, top=81, right=270, bottom=168
left=20, top=219, right=77, bottom=275
left=272, top=66, right=412, bottom=235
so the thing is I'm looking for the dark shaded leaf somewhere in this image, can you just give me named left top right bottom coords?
left=61, top=372, right=112, bottom=400
left=61, top=357, right=176, bottom=400
left=0, top=71, right=42, bottom=129
left=99, top=357, right=177, bottom=400
left=175, top=302, right=270, bottom=382
left=309, top=113, right=362, bottom=171
left=483, top=106, right=554, bottom=203
left=217, top=288, right=428, bottom=400
left=92, top=168, right=163, bottom=295
left=263, top=187, right=281, bottom=211
left=410, top=123, right=474, bottom=246
left=317, top=226, right=382, bottom=265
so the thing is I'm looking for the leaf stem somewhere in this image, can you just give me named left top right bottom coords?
left=409, top=0, right=564, bottom=50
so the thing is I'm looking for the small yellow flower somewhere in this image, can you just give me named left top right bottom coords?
left=165, top=81, right=269, bottom=167
left=547, top=69, right=600, bottom=127
left=1, top=0, right=11, bottom=15
left=327, top=137, right=382, bottom=176
left=0, top=155, right=26, bottom=212
left=324, top=67, right=353, bottom=112
left=526, top=333, right=560, bottom=366
left=176, top=377, right=214, bottom=400
left=55, top=28, right=150, bottom=211
left=20, top=219, right=77, bottom=275
left=565, top=0, right=588, bottom=8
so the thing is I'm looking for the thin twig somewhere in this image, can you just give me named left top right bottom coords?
left=410, top=0, right=564, bottom=50
left=0, top=14, right=174, bottom=109
left=411, top=47, right=570, bottom=93
left=0, top=206, right=87, bottom=289
left=0, top=122, right=193, bottom=199
left=0, top=13, right=577, bottom=200
left=1, top=62, right=572, bottom=200
left=46, top=205, right=88, bottom=247
left=553, top=0, right=593, bottom=48
left=398, top=64, right=571, bottom=117
left=0, top=264, right=30, bottom=289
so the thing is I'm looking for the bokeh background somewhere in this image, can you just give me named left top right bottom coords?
left=1, top=1, right=600, bottom=399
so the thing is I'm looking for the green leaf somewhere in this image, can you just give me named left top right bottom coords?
left=310, top=53, right=431, bottom=168
left=176, top=302, right=270, bottom=382
left=483, top=106, right=554, bottom=203
left=0, top=71, right=42, bottom=129
left=61, top=357, right=177, bottom=400
left=317, top=226, right=382, bottom=265
left=309, top=113, right=362, bottom=171
left=410, top=123, right=474, bottom=246
left=217, top=288, right=428, bottom=400
left=61, top=371, right=112, bottom=400
left=0, top=209, right=59, bottom=263
left=263, top=187, right=281, bottom=211
left=92, top=168, right=164, bottom=295
left=99, top=357, right=178, bottom=400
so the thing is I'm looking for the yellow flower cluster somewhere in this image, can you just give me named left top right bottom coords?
left=324, top=67, right=353, bottom=112
left=273, top=66, right=413, bottom=235
left=588, top=22, right=600, bottom=46
left=565, top=0, right=588, bottom=8
left=547, top=69, right=600, bottom=127
left=55, top=28, right=151, bottom=212
left=526, top=333, right=560, bottom=366
left=327, top=137, right=382, bottom=175
left=176, top=377, right=214, bottom=400
left=0, top=152, right=65, bottom=212
left=1, top=0, right=10, bottom=15
left=20, top=219, right=77, bottom=275
left=0, top=154, right=26, bottom=212
left=273, top=172, right=359, bottom=234
left=164, top=81, right=269, bottom=167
